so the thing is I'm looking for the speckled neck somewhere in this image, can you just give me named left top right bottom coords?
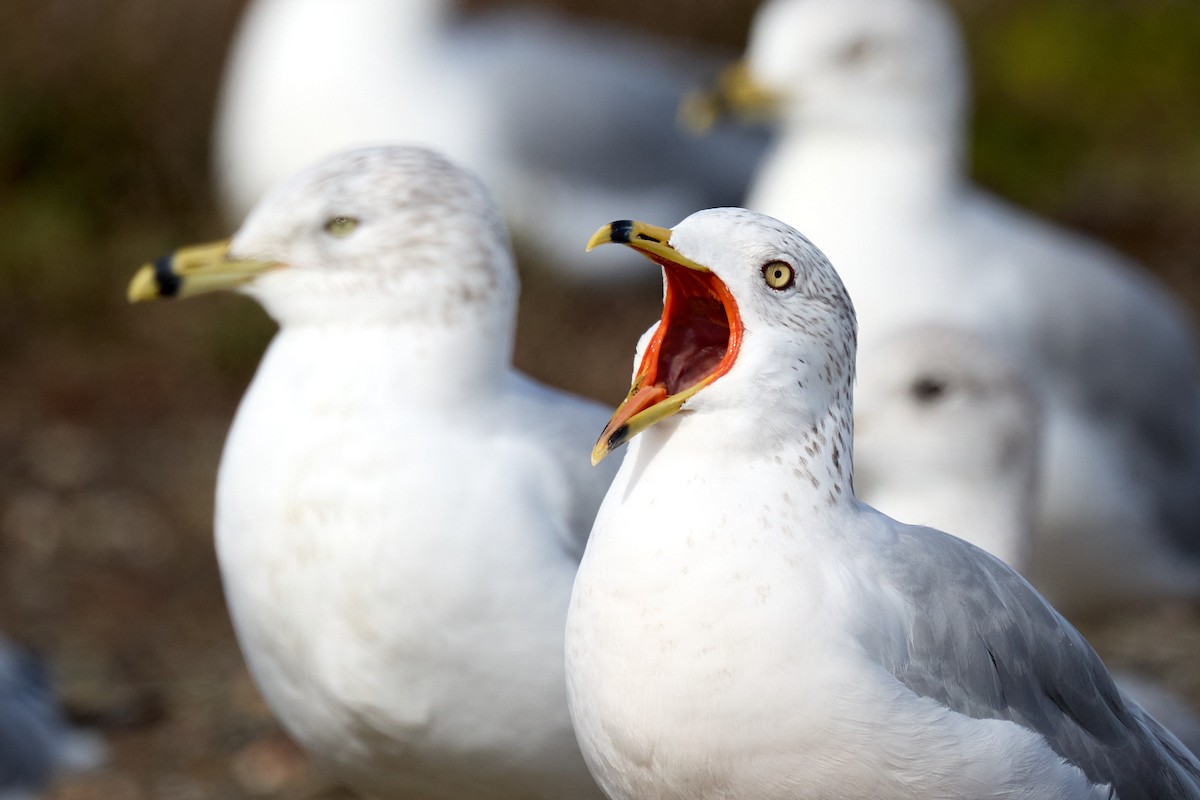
left=632, top=364, right=858, bottom=512
left=789, top=388, right=856, bottom=506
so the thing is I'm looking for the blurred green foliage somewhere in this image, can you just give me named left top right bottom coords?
left=967, top=0, right=1200, bottom=223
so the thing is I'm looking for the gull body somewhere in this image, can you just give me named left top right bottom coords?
left=715, top=0, right=1200, bottom=614
left=566, top=209, right=1200, bottom=800
left=132, top=146, right=612, bottom=799
left=214, top=0, right=765, bottom=279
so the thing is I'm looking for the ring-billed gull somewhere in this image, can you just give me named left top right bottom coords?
left=685, top=0, right=1200, bottom=614
left=853, top=326, right=1200, bottom=751
left=214, top=0, right=765, bottom=280
left=854, top=327, right=1040, bottom=570
left=566, top=208, right=1200, bottom=799
left=128, top=145, right=613, bottom=799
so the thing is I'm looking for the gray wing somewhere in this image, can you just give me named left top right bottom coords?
left=860, top=516, right=1200, bottom=799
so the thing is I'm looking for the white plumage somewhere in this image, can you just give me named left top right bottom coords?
left=133, top=146, right=612, bottom=799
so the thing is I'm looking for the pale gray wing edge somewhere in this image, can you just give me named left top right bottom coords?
left=860, top=519, right=1200, bottom=800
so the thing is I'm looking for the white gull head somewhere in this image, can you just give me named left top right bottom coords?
left=230, top=145, right=517, bottom=330
left=744, top=0, right=967, bottom=136
left=589, top=208, right=856, bottom=469
left=854, top=326, right=1040, bottom=567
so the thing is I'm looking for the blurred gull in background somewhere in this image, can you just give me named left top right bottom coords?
left=688, top=0, right=1200, bottom=616
left=854, top=326, right=1200, bottom=752
left=129, top=146, right=614, bottom=799
left=854, top=327, right=1040, bottom=570
left=0, top=637, right=104, bottom=800
left=214, top=0, right=766, bottom=281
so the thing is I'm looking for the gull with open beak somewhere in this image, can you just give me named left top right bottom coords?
left=680, top=0, right=1200, bottom=617
left=129, top=145, right=614, bottom=800
left=587, top=220, right=744, bottom=466
left=566, top=208, right=1200, bottom=800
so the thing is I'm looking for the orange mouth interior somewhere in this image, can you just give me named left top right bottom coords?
left=601, top=255, right=743, bottom=444
left=643, top=254, right=742, bottom=395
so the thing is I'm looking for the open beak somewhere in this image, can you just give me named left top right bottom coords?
left=678, top=60, right=784, bottom=134
left=587, top=220, right=744, bottom=465
left=127, top=239, right=282, bottom=302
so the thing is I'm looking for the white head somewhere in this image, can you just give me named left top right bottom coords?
left=588, top=208, right=856, bottom=470
left=853, top=327, right=1040, bottom=564
left=234, top=146, right=517, bottom=329
left=131, top=145, right=518, bottom=337
left=743, top=0, right=968, bottom=135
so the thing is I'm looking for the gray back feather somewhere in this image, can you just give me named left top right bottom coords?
left=861, top=517, right=1200, bottom=798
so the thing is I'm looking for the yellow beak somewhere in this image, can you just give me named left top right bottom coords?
left=127, top=239, right=282, bottom=302
left=586, top=220, right=743, bottom=465
left=678, top=60, right=784, bottom=134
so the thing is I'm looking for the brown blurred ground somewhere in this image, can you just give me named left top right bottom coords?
left=0, top=1, right=1198, bottom=797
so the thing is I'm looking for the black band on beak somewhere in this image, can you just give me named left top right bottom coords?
left=609, top=220, right=635, bottom=244
left=153, top=254, right=183, bottom=298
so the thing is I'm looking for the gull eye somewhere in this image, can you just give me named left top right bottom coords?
left=762, top=260, right=795, bottom=290
left=837, top=37, right=878, bottom=65
left=324, top=216, right=359, bottom=238
left=911, top=376, right=948, bottom=404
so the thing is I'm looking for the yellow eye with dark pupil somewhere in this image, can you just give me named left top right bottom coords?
left=763, top=260, right=795, bottom=290
left=325, top=216, right=359, bottom=237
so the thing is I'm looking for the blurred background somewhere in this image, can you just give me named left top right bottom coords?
left=1, top=0, right=1199, bottom=797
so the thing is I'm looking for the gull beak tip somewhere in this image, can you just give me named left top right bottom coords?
left=586, top=220, right=640, bottom=252
left=591, top=422, right=631, bottom=466
left=126, top=263, right=161, bottom=303
left=586, top=225, right=615, bottom=252
left=590, top=439, right=611, bottom=467
left=678, top=89, right=718, bottom=135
